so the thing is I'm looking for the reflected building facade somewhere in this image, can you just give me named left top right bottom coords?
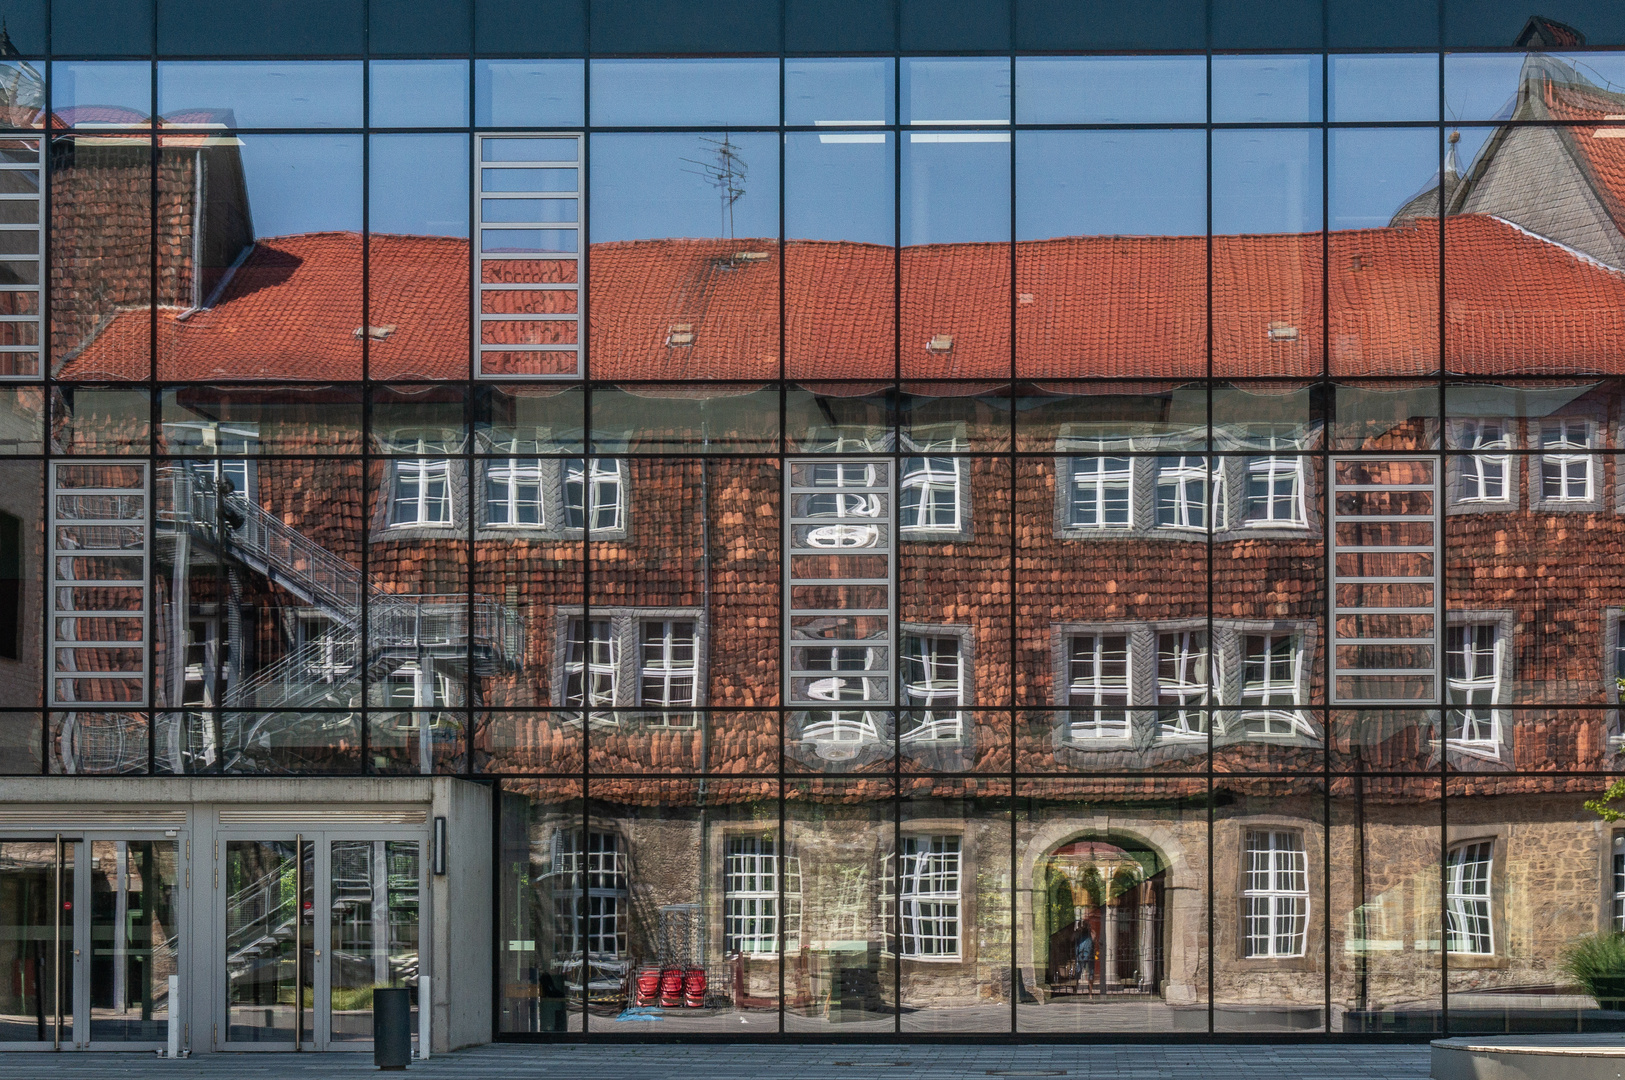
left=5, top=0, right=1625, bottom=1052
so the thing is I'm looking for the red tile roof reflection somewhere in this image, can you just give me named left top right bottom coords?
left=60, top=213, right=1625, bottom=382
left=1543, top=80, right=1625, bottom=247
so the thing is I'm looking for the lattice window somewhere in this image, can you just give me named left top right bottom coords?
left=1070, top=456, right=1133, bottom=529
left=1242, top=830, right=1309, bottom=958
left=899, top=456, right=961, bottom=532
left=1156, top=630, right=1209, bottom=738
left=1445, top=841, right=1493, bottom=955
left=390, top=458, right=453, bottom=526
left=1241, top=633, right=1309, bottom=736
left=898, top=835, right=961, bottom=959
left=1156, top=455, right=1223, bottom=531
left=1067, top=634, right=1131, bottom=739
left=549, top=830, right=628, bottom=959
left=1456, top=420, right=1511, bottom=503
left=1540, top=420, right=1593, bottom=501
left=639, top=619, right=698, bottom=712
left=1446, top=623, right=1501, bottom=747
left=1244, top=454, right=1305, bottom=525
left=564, top=618, right=616, bottom=708
left=724, top=836, right=801, bottom=955
left=902, top=634, right=963, bottom=743
left=1613, top=841, right=1625, bottom=934
left=486, top=458, right=544, bottom=526
left=563, top=459, right=623, bottom=532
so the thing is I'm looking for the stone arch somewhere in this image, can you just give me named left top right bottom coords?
left=1019, top=819, right=1201, bottom=1004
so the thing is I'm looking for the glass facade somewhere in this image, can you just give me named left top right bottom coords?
left=6, top=0, right=1625, bottom=1044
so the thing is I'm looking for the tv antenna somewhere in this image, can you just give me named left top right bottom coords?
left=682, top=134, right=748, bottom=240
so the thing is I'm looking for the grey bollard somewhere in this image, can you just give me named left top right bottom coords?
left=373, top=988, right=412, bottom=1070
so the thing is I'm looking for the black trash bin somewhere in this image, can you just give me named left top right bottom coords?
left=373, top=987, right=412, bottom=1070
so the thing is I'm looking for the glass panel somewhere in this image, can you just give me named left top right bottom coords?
left=0, top=461, right=41, bottom=708
left=1015, top=57, right=1205, bottom=125
left=785, top=58, right=894, bottom=127
left=1016, top=780, right=1208, bottom=1033
left=0, top=839, right=72, bottom=1042
left=1213, top=128, right=1323, bottom=379
left=497, top=782, right=584, bottom=1033
left=224, top=839, right=306, bottom=1044
left=370, top=59, right=468, bottom=128
left=328, top=840, right=420, bottom=1044
left=589, top=59, right=778, bottom=128
left=156, top=134, right=362, bottom=382
left=901, top=58, right=1010, bottom=126
left=590, top=132, right=778, bottom=381
left=474, top=60, right=584, bottom=128
left=50, top=132, right=144, bottom=383
left=371, top=133, right=469, bottom=382
left=159, top=385, right=365, bottom=456
left=1330, top=129, right=1441, bottom=377
left=1016, top=130, right=1205, bottom=379
left=1212, top=54, right=1323, bottom=123
left=1329, top=54, right=1441, bottom=123
left=88, top=839, right=179, bottom=1042
left=1445, top=51, right=1625, bottom=124
left=157, top=61, right=364, bottom=128
left=904, top=126, right=1008, bottom=379
left=51, top=61, right=151, bottom=126
left=586, top=780, right=780, bottom=1032
left=783, top=778, right=894, bottom=1033
left=785, top=129, right=893, bottom=381
left=898, top=779, right=1010, bottom=1031
left=1212, top=783, right=1326, bottom=1031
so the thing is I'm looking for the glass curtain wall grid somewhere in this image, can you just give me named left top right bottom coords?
left=16, top=5, right=1625, bottom=1043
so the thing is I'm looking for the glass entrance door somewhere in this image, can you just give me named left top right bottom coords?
left=0, top=838, right=73, bottom=1046
left=220, top=833, right=421, bottom=1051
left=0, top=834, right=181, bottom=1050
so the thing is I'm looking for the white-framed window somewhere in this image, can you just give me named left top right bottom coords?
left=1445, top=841, right=1494, bottom=955
left=902, top=633, right=964, bottom=743
left=1241, top=633, right=1308, bottom=736
left=1242, top=829, right=1309, bottom=958
left=1070, top=455, right=1133, bottom=529
left=1244, top=454, right=1306, bottom=526
left=1540, top=419, right=1594, bottom=502
left=384, top=661, right=453, bottom=708
left=1156, top=630, right=1209, bottom=738
left=639, top=619, right=698, bottom=710
left=724, top=836, right=801, bottom=955
left=897, top=835, right=961, bottom=959
left=1456, top=420, right=1511, bottom=503
left=899, top=456, right=961, bottom=533
left=550, top=829, right=628, bottom=961
left=486, top=457, right=544, bottom=526
left=564, top=618, right=616, bottom=708
left=1446, top=623, right=1502, bottom=747
left=1067, top=633, right=1131, bottom=739
left=564, top=458, right=624, bottom=532
left=390, top=457, right=453, bottom=526
left=1156, top=455, right=1223, bottom=531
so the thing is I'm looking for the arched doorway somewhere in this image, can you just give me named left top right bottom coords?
left=1039, top=839, right=1166, bottom=998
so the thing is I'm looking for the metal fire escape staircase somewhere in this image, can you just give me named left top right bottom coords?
left=157, top=467, right=524, bottom=769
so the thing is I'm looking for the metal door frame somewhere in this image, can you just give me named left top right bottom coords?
left=211, top=826, right=428, bottom=1053
left=0, top=827, right=189, bottom=1053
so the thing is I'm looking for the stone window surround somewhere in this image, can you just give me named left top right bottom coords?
left=1051, top=430, right=1322, bottom=543
left=472, top=455, right=630, bottom=540
left=1227, top=816, right=1321, bottom=971
left=550, top=605, right=707, bottom=710
left=900, top=622, right=976, bottom=748
left=1442, top=610, right=1516, bottom=766
left=1443, top=418, right=1521, bottom=515
left=1529, top=414, right=1605, bottom=513
left=1048, top=618, right=1320, bottom=750
left=884, top=823, right=973, bottom=965
left=1441, top=829, right=1509, bottom=970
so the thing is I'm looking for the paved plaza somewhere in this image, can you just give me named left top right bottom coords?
left=0, top=1043, right=1435, bottom=1080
